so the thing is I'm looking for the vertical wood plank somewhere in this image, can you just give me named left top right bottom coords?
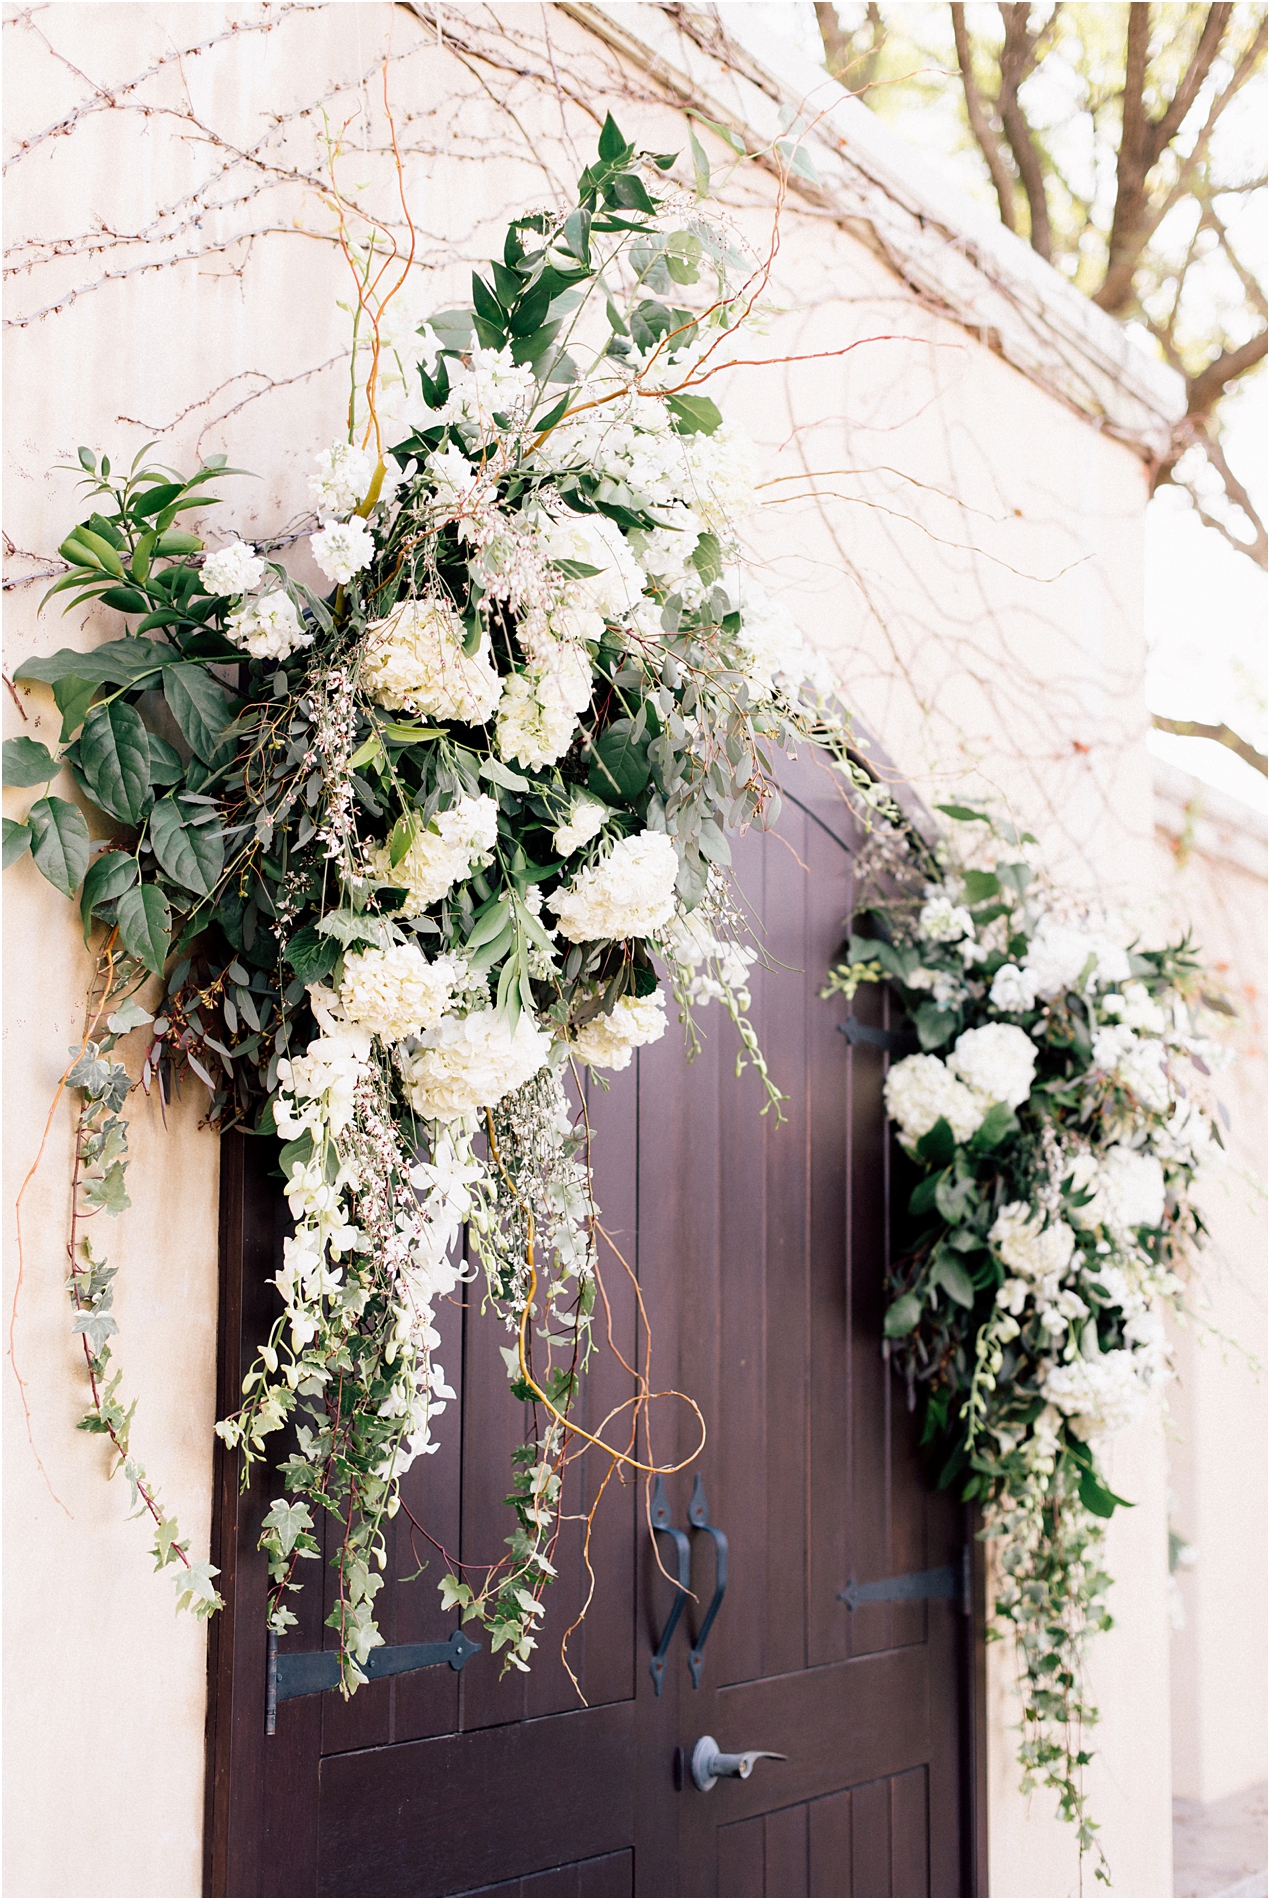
left=718, top=1815, right=766, bottom=1899
left=809, top=1788, right=853, bottom=1898
left=890, top=1765, right=930, bottom=1898
left=765, top=1802, right=810, bottom=1897
left=850, top=1777, right=892, bottom=1899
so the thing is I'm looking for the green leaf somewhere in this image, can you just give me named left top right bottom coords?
left=688, top=126, right=711, bottom=198
left=27, top=795, right=90, bottom=896
left=597, top=111, right=628, bottom=161
left=3, top=818, right=32, bottom=868
left=116, top=883, right=172, bottom=975
left=690, top=530, right=724, bottom=587
left=77, top=700, right=152, bottom=823
left=932, top=1251, right=975, bottom=1308
left=379, top=722, right=445, bottom=745
left=130, top=481, right=185, bottom=519
left=1078, top=1467, right=1133, bottom=1519
left=588, top=718, right=650, bottom=800
left=388, top=810, right=422, bottom=867
left=961, top=869, right=1000, bottom=904
left=914, top=1117, right=956, bottom=1169
left=80, top=851, right=138, bottom=941
left=148, top=795, right=224, bottom=895
left=15, top=639, right=170, bottom=689
left=2, top=736, right=58, bottom=786
left=284, top=925, right=339, bottom=986
left=479, top=757, right=531, bottom=792
left=936, top=803, right=991, bottom=825
left=970, top=1102, right=1019, bottom=1152
left=146, top=733, right=185, bottom=785
left=914, top=1001, right=957, bottom=1050
left=666, top=392, right=722, bottom=436
left=163, top=666, right=234, bottom=764
left=54, top=674, right=99, bottom=741
left=99, top=586, right=150, bottom=614
left=73, top=526, right=125, bottom=577
left=908, top=1172, right=944, bottom=1217
left=883, top=1292, right=922, bottom=1337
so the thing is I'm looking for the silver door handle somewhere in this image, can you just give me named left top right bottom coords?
left=691, top=1735, right=786, bottom=1792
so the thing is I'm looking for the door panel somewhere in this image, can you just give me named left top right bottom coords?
left=207, top=760, right=980, bottom=1897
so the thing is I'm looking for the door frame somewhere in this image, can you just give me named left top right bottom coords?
left=202, top=756, right=990, bottom=1897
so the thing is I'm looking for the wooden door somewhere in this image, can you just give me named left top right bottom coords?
left=205, top=756, right=985, bottom=1898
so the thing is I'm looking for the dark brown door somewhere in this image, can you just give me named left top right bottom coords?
left=205, top=756, right=984, bottom=1899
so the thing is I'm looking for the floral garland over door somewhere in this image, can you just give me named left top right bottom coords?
left=4, top=110, right=1227, bottom=1879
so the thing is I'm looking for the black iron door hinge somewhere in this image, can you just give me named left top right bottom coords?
left=838, top=1545, right=972, bottom=1616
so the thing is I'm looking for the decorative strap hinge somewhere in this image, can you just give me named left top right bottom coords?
left=266, top=1625, right=480, bottom=1732
left=838, top=1545, right=972, bottom=1616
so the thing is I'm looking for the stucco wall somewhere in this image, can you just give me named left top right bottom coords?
left=2, top=5, right=1221, bottom=1896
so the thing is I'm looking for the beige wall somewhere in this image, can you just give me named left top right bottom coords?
left=3, top=5, right=1238, bottom=1896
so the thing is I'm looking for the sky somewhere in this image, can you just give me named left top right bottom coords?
left=756, top=0, right=1268, bottom=815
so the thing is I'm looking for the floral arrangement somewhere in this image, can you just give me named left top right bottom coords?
left=6, top=117, right=868, bottom=1689
left=826, top=801, right=1227, bottom=1873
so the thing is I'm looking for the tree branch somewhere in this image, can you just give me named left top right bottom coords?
left=996, top=2, right=1053, bottom=260
left=951, top=3, right=1018, bottom=232
left=1152, top=714, right=1268, bottom=776
left=1186, top=327, right=1268, bottom=417
left=815, top=1, right=885, bottom=91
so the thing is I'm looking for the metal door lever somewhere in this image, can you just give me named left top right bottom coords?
left=691, top=1735, right=786, bottom=1793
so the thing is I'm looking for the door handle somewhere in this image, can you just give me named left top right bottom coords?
left=649, top=1475, right=691, bottom=1696
left=691, top=1735, right=787, bottom=1792
left=686, top=1474, right=728, bottom=1688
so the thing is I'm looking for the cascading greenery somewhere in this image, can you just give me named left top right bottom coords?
left=826, top=801, right=1226, bottom=1875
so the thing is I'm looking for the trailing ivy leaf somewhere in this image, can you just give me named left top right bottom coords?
left=80, top=851, right=138, bottom=941
left=932, top=1250, right=975, bottom=1308
left=914, top=1116, right=956, bottom=1169
left=78, top=700, right=152, bottom=823
left=3, top=818, right=32, bottom=868
left=148, top=794, right=224, bottom=895
left=666, top=393, right=722, bottom=436
left=883, top=1292, right=923, bottom=1337
left=2, top=736, right=58, bottom=786
left=284, top=925, right=339, bottom=986
left=588, top=718, right=650, bottom=801
left=116, top=883, right=171, bottom=975
left=163, top=665, right=234, bottom=764
left=27, top=795, right=90, bottom=896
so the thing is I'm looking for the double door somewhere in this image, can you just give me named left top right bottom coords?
left=205, top=759, right=984, bottom=1896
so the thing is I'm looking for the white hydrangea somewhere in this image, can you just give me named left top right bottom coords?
left=496, top=646, right=592, bottom=769
left=396, top=1007, right=551, bottom=1119
left=337, top=943, right=457, bottom=1042
left=202, top=540, right=265, bottom=597
left=1153, top=1100, right=1216, bottom=1170
left=426, top=444, right=489, bottom=535
left=684, top=422, right=759, bottom=532
left=1101, top=981, right=1166, bottom=1034
left=361, top=598, right=502, bottom=723
left=570, top=990, right=669, bottom=1071
left=553, top=792, right=609, bottom=858
left=1022, top=916, right=1131, bottom=999
left=989, top=963, right=1038, bottom=1013
left=540, top=511, right=646, bottom=621
left=439, top=345, right=538, bottom=439
left=918, top=890, right=975, bottom=943
left=311, top=442, right=373, bottom=517
left=989, top=1202, right=1077, bottom=1281
left=905, top=965, right=967, bottom=1010
left=274, top=999, right=371, bottom=1141
left=226, top=590, right=312, bottom=661
left=550, top=830, right=679, bottom=942
left=948, top=1023, right=1037, bottom=1108
left=368, top=795, right=499, bottom=916
left=1101, top=1146, right=1167, bottom=1230
left=883, top=1053, right=985, bottom=1147
left=1091, top=1023, right=1171, bottom=1110
left=1043, top=1350, right=1148, bottom=1442
left=310, top=516, right=375, bottom=585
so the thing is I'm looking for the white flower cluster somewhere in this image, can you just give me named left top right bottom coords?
left=661, top=907, right=758, bottom=1010
left=1042, top=1351, right=1149, bottom=1443
left=337, top=943, right=459, bottom=1042
left=310, top=442, right=373, bottom=517
left=227, top=590, right=312, bottom=661
left=553, top=792, right=609, bottom=858
left=570, top=990, right=668, bottom=1072
left=496, top=644, right=593, bottom=770
left=361, top=598, right=502, bottom=723
left=1067, top=1145, right=1166, bottom=1234
left=1090, top=1021, right=1171, bottom=1111
left=884, top=1024, right=1036, bottom=1148
left=396, top=1006, right=551, bottom=1120
left=550, top=830, right=679, bottom=943
left=310, top=516, right=376, bottom=586
left=203, top=540, right=265, bottom=597
left=1022, top=917, right=1131, bottom=1000
left=369, top=793, right=500, bottom=916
